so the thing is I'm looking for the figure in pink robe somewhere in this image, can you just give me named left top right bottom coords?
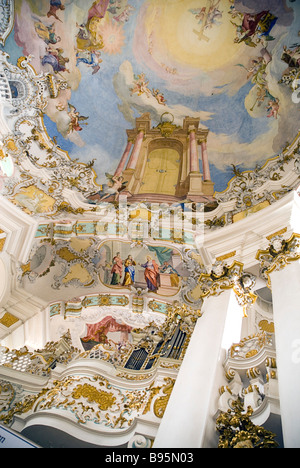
left=88, top=0, right=110, bottom=21
left=111, top=252, right=123, bottom=285
left=141, top=256, right=160, bottom=291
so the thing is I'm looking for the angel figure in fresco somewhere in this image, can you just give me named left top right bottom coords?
left=47, top=0, right=65, bottom=22
left=152, top=89, right=167, bottom=106
left=113, top=4, right=135, bottom=23
left=232, top=10, right=278, bottom=47
left=130, top=73, right=152, bottom=98
left=107, top=0, right=122, bottom=16
left=76, top=49, right=102, bottom=74
left=236, top=52, right=271, bottom=97
left=86, top=0, right=110, bottom=50
left=122, top=255, right=136, bottom=287
left=249, top=83, right=279, bottom=118
left=190, top=6, right=206, bottom=24
left=67, top=104, right=89, bottom=133
left=74, top=1, right=109, bottom=55
left=41, top=46, right=70, bottom=74
left=86, top=173, right=128, bottom=204
left=140, top=256, right=160, bottom=292
left=244, top=56, right=269, bottom=87
left=266, top=98, right=280, bottom=119
left=34, top=20, right=61, bottom=45
left=190, top=0, right=223, bottom=41
left=75, top=23, right=94, bottom=51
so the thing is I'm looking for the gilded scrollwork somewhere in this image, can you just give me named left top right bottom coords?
left=0, top=302, right=192, bottom=431
left=20, top=237, right=104, bottom=289
left=216, top=399, right=279, bottom=449
left=229, top=332, right=273, bottom=360
left=183, top=260, right=243, bottom=304
left=153, top=378, right=175, bottom=419
left=0, top=373, right=175, bottom=430
left=211, top=135, right=300, bottom=228
left=0, top=381, right=20, bottom=413
left=0, top=52, right=99, bottom=216
left=256, top=233, right=300, bottom=287
left=0, top=46, right=299, bottom=227
left=182, top=255, right=258, bottom=317
left=232, top=273, right=258, bottom=317
left=142, top=377, right=175, bottom=419
left=0, top=331, right=79, bottom=377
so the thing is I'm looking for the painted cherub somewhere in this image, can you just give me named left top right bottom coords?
left=130, top=73, right=152, bottom=98
left=76, top=49, right=102, bottom=75
left=152, top=89, right=167, bottom=105
left=113, top=5, right=135, bottom=23
left=34, top=20, right=61, bottom=45
left=87, top=173, right=128, bottom=203
left=190, top=0, right=223, bottom=31
left=41, top=46, right=70, bottom=74
left=67, top=104, right=89, bottom=133
left=267, top=98, right=280, bottom=119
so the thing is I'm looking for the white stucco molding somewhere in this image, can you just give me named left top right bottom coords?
left=0, top=253, right=10, bottom=307
left=200, top=190, right=300, bottom=270
left=0, top=195, right=39, bottom=264
left=0, top=196, right=47, bottom=343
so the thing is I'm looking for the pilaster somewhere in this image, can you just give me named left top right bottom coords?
left=0, top=196, right=47, bottom=345
left=256, top=232, right=300, bottom=448
left=153, top=289, right=244, bottom=448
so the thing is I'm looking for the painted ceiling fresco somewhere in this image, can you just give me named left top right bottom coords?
left=1, top=2, right=300, bottom=415
left=2, top=0, right=299, bottom=194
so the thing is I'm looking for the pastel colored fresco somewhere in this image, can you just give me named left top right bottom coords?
left=2, top=0, right=300, bottom=192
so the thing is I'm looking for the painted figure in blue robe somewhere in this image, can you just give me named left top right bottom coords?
left=47, top=0, right=65, bottom=22
left=123, top=255, right=136, bottom=287
left=41, top=47, right=69, bottom=73
left=76, top=50, right=102, bottom=75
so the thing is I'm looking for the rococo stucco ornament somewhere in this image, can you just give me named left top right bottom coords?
left=256, top=233, right=300, bottom=287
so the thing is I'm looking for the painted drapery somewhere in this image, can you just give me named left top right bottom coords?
left=81, top=316, right=132, bottom=348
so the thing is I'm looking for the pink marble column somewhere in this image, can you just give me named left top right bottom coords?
left=201, top=141, right=211, bottom=181
left=126, top=130, right=144, bottom=170
left=189, top=130, right=200, bottom=173
left=114, top=140, right=133, bottom=176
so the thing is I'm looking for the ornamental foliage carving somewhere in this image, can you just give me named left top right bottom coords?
left=0, top=52, right=98, bottom=216
left=0, top=305, right=196, bottom=430
left=0, top=372, right=175, bottom=429
left=213, top=138, right=300, bottom=227
left=256, top=233, right=300, bottom=287
left=216, top=399, right=279, bottom=449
